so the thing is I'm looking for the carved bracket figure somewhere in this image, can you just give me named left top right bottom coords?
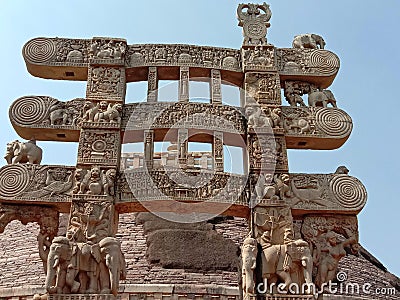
left=301, top=215, right=359, bottom=288
left=241, top=237, right=258, bottom=299
left=0, top=203, right=59, bottom=273
left=308, top=89, right=337, bottom=108
left=4, top=139, right=42, bottom=164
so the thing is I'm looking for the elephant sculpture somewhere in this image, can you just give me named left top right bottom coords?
left=45, top=237, right=73, bottom=294
left=4, top=139, right=42, bottom=164
left=99, top=237, right=127, bottom=296
left=260, top=240, right=313, bottom=293
left=308, top=90, right=337, bottom=107
left=292, top=33, right=326, bottom=49
left=45, top=236, right=126, bottom=296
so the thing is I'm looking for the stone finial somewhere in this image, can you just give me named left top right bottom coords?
left=237, top=2, right=272, bottom=46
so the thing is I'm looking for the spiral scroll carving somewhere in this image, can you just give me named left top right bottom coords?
left=330, top=175, right=367, bottom=209
left=309, top=50, right=339, bottom=75
left=23, top=38, right=56, bottom=64
left=315, top=108, right=352, bottom=137
left=0, top=165, right=31, bottom=198
left=10, top=96, right=52, bottom=126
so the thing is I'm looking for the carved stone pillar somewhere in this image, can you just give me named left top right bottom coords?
left=144, top=130, right=154, bottom=169
left=61, top=37, right=127, bottom=296
left=179, top=66, right=189, bottom=102
left=210, top=69, right=222, bottom=104
left=147, top=66, right=158, bottom=102
left=213, top=131, right=224, bottom=172
left=177, top=128, right=188, bottom=168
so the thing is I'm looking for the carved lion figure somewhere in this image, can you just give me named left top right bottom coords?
left=102, top=169, right=116, bottom=196
left=94, top=103, right=122, bottom=124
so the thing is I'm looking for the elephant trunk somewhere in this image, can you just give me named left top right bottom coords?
left=105, top=254, right=119, bottom=296
left=4, top=154, right=12, bottom=164
left=302, top=256, right=313, bottom=284
left=45, top=255, right=58, bottom=294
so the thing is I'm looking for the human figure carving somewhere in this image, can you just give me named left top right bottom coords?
left=316, top=230, right=357, bottom=287
left=284, top=84, right=306, bottom=107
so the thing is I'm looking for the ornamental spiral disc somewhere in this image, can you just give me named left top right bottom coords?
left=0, top=165, right=30, bottom=198
left=330, top=175, right=367, bottom=209
left=23, top=38, right=56, bottom=64
left=309, top=50, right=339, bottom=75
left=315, top=108, right=352, bottom=137
left=10, top=96, right=49, bottom=126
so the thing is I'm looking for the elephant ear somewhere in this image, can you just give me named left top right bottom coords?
left=91, top=244, right=102, bottom=263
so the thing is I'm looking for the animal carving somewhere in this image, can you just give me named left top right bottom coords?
left=49, top=102, right=70, bottom=125
left=82, top=101, right=99, bottom=122
left=285, top=117, right=312, bottom=134
left=94, top=103, right=122, bottom=124
left=102, top=169, right=116, bottom=196
left=292, top=33, right=326, bottom=49
left=79, top=167, right=102, bottom=195
left=4, top=139, right=42, bottom=164
left=270, top=108, right=283, bottom=128
left=78, top=167, right=116, bottom=196
left=241, top=237, right=258, bottom=296
left=308, top=90, right=337, bottom=107
left=246, top=106, right=272, bottom=128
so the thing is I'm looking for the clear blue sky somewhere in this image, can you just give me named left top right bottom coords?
left=0, top=1, right=399, bottom=276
